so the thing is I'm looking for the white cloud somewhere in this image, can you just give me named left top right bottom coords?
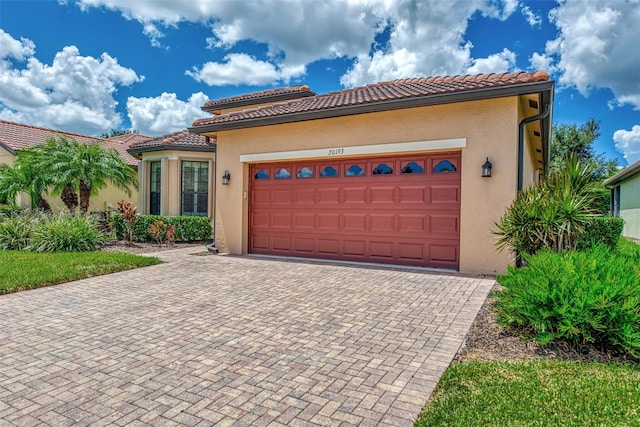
left=467, top=48, right=517, bottom=75
left=126, top=92, right=209, bottom=136
left=536, top=0, right=640, bottom=110
left=521, top=5, right=542, bottom=27
left=186, top=54, right=283, bottom=86
left=613, top=125, right=640, bottom=165
left=0, top=30, right=143, bottom=135
left=68, top=0, right=521, bottom=88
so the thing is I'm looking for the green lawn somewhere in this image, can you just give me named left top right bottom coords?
left=415, top=360, right=640, bottom=426
left=0, top=250, right=161, bottom=294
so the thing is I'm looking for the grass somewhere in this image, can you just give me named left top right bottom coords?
left=0, top=250, right=161, bottom=294
left=416, top=359, right=640, bottom=426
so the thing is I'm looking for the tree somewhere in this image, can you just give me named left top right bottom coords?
left=549, top=118, right=618, bottom=181
left=33, top=136, right=138, bottom=214
left=100, top=129, right=139, bottom=138
left=0, top=151, right=52, bottom=211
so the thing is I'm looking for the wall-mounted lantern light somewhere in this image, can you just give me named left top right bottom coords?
left=482, top=157, right=492, bottom=178
left=222, top=170, right=231, bottom=185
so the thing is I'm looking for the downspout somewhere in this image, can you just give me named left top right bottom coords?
left=518, top=102, right=550, bottom=191
left=205, top=136, right=219, bottom=253
left=515, top=103, right=550, bottom=267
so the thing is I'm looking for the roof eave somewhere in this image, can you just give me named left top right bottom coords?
left=127, top=145, right=217, bottom=155
left=201, top=91, right=316, bottom=113
left=190, top=80, right=555, bottom=134
left=603, top=159, right=640, bottom=187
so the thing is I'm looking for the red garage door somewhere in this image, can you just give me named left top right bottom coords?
left=249, top=152, right=461, bottom=269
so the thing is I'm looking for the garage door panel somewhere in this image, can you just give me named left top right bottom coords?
left=343, top=213, right=367, bottom=232
left=318, top=213, right=340, bottom=229
left=294, top=213, right=315, bottom=229
left=369, top=214, right=395, bottom=233
left=250, top=152, right=460, bottom=269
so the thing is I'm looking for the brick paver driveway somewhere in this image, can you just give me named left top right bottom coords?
left=0, top=247, right=494, bottom=426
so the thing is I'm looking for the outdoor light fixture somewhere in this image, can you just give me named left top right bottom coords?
left=222, top=170, right=231, bottom=185
left=482, top=157, right=492, bottom=178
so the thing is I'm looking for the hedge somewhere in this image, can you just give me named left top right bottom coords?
left=112, top=214, right=212, bottom=242
left=576, top=216, right=624, bottom=251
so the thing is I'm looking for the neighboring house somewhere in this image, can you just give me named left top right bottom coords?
left=0, top=119, right=149, bottom=212
left=604, top=160, right=640, bottom=241
left=134, top=71, right=554, bottom=274
left=127, top=130, right=216, bottom=217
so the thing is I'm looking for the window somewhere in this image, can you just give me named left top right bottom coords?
left=320, top=166, right=338, bottom=177
left=433, top=160, right=457, bottom=173
left=345, top=164, right=365, bottom=176
left=149, top=161, right=161, bottom=215
left=372, top=163, right=393, bottom=175
left=275, top=168, right=291, bottom=179
left=255, top=169, right=269, bottom=179
left=401, top=161, right=424, bottom=174
left=297, top=167, right=314, bottom=178
left=181, top=161, right=209, bottom=216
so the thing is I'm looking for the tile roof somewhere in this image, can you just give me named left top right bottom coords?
left=0, top=120, right=143, bottom=166
left=203, top=85, right=316, bottom=110
left=603, top=159, right=640, bottom=187
left=127, top=129, right=215, bottom=155
left=192, top=71, right=550, bottom=130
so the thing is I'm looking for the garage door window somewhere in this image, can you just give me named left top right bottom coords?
left=346, top=164, right=365, bottom=176
left=401, top=161, right=424, bottom=174
left=255, top=169, right=269, bottom=179
left=275, top=168, right=291, bottom=179
left=434, top=160, right=457, bottom=173
left=372, top=163, right=393, bottom=175
left=320, top=166, right=338, bottom=177
left=297, top=167, right=314, bottom=178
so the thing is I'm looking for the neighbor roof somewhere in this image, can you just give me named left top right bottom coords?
left=202, top=85, right=316, bottom=113
left=127, top=129, right=216, bottom=156
left=191, top=71, right=552, bottom=133
left=0, top=120, right=144, bottom=166
left=604, top=159, right=640, bottom=187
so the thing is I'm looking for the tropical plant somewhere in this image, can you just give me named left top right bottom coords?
left=29, top=136, right=138, bottom=214
left=0, top=211, right=44, bottom=250
left=0, top=154, right=52, bottom=211
left=29, top=212, right=104, bottom=252
left=147, top=220, right=176, bottom=247
left=494, top=156, right=600, bottom=256
left=116, top=200, right=138, bottom=244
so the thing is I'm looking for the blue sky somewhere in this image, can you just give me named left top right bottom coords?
left=0, top=0, right=638, bottom=165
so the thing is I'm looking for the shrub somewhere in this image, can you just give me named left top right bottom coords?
left=0, top=212, right=39, bottom=250
left=494, top=156, right=600, bottom=256
left=113, top=214, right=212, bottom=242
left=576, top=216, right=624, bottom=251
left=147, top=220, right=176, bottom=246
left=116, top=200, right=137, bottom=244
left=494, top=245, right=640, bottom=358
left=29, top=212, right=104, bottom=252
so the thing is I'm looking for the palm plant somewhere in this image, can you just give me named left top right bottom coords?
left=0, top=154, right=52, bottom=211
left=34, top=136, right=138, bottom=214
left=494, top=155, right=598, bottom=257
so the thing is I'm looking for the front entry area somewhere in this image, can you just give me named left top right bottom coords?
left=249, top=152, right=461, bottom=269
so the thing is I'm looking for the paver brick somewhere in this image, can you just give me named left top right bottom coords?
left=0, top=247, right=493, bottom=425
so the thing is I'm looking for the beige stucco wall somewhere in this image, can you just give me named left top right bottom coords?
left=619, top=175, right=640, bottom=240
left=206, top=96, right=540, bottom=274
left=137, top=150, right=215, bottom=217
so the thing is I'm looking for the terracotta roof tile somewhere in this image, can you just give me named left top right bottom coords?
left=0, top=120, right=142, bottom=166
left=204, top=85, right=316, bottom=109
left=128, top=129, right=215, bottom=153
left=192, top=71, right=550, bottom=129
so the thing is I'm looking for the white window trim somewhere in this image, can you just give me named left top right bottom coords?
left=239, top=138, right=467, bottom=163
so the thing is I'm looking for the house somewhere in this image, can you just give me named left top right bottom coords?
left=604, top=160, right=640, bottom=241
left=133, top=71, right=554, bottom=274
left=0, top=119, right=149, bottom=212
